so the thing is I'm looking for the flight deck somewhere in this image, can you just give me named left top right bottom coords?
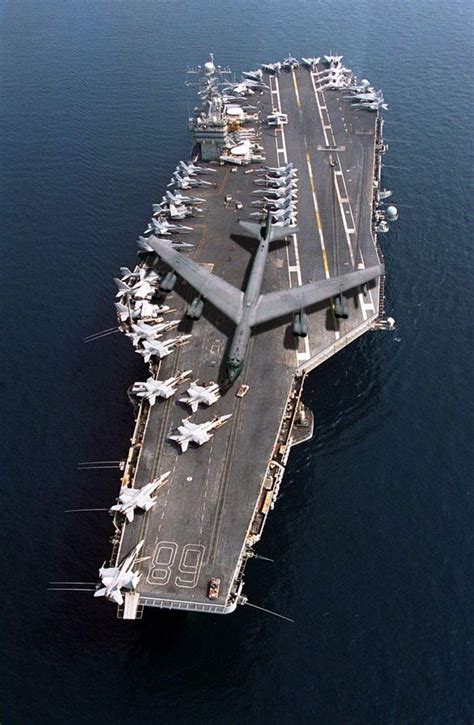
left=102, top=57, right=392, bottom=618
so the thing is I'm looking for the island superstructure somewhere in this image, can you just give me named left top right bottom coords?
left=96, top=54, right=396, bottom=619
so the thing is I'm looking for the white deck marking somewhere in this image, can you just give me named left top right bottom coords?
left=271, top=74, right=310, bottom=362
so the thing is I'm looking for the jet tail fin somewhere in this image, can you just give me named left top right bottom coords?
left=115, top=302, right=129, bottom=316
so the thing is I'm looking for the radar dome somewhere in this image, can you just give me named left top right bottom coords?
left=361, top=79, right=370, bottom=87
left=386, top=205, right=398, bottom=221
left=204, top=61, right=215, bottom=75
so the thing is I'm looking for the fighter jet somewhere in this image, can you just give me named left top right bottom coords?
left=345, top=89, right=384, bottom=103
left=179, top=160, right=216, bottom=176
left=137, top=235, right=194, bottom=253
left=147, top=211, right=384, bottom=383
left=258, top=162, right=296, bottom=175
left=252, top=186, right=298, bottom=199
left=250, top=200, right=297, bottom=215
left=324, top=54, right=344, bottom=66
left=119, top=266, right=139, bottom=283
left=120, top=266, right=160, bottom=284
left=114, top=277, right=156, bottom=301
left=110, top=472, right=171, bottom=523
left=115, top=300, right=170, bottom=323
left=352, top=99, right=388, bottom=111
left=169, top=414, right=232, bottom=453
left=94, top=540, right=145, bottom=605
left=132, top=371, right=191, bottom=405
left=301, top=57, right=320, bottom=71
left=168, top=203, right=195, bottom=220
left=242, top=69, right=263, bottom=82
left=127, top=319, right=180, bottom=346
left=165, top=190, right=206, bottom=206
left=254, top=175, right=298, bottom=189
left=179, top=381, right=221, bottom=413
left=261, top=62, right=281, bottom=75
left=138, top=334, right=192, bottom=362
left=170, top=171, right=213, bottom=189
left=281, top=55, right=299, bottom=70
left=344, top=80, right=374, bottom=94
left=145, top=218, right=193, bottom=236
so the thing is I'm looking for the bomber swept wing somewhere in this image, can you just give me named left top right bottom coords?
left=147, top=236, right=382, bottom=329
left=249, top=265, right=384, bottom=326
left=147, top=236, right=244, bottom=324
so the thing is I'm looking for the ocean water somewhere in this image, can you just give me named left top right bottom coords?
left=1, top=1, right=473, bottom=722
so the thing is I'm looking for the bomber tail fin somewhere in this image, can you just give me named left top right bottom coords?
left=239, top=213, right=298, bottom=243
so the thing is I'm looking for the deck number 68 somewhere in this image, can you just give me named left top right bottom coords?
left=148, top=542, right=205, bottom=589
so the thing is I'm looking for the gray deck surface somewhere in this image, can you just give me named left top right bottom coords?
left=115, top=64, right=382, bottom=611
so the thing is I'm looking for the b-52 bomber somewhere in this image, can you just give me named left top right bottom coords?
left=148, top=211, right=383, bottom=382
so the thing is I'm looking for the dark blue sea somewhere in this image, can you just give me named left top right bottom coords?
left=1, top=1, right=473, bottom=722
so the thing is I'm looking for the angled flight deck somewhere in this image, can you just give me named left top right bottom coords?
left=97, top=55, right=394, bottom=618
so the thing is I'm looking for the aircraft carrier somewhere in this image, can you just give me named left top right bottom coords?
left=96, top=54, right=396, bottom=619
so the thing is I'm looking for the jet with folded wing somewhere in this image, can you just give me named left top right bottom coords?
left=179, top=381, right=221, bottom=413
left=109, top=472, right=171, bottom=522
left=301, top=57, right=320, bottom=71
left=147, top=211, right=384, bottom=382
left=131, top=371, right=192, bottom=405
left=138, top=334, right=192, bottom=362
left=94, top=540, right=144, bottom=605
left=127, top=319, right=179, bottom=346
left=169, top=414, right=232, bottom=452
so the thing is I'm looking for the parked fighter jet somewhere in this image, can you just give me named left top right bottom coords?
left=257, top=162, right=296, bottom=175
left=147, top=211, right=384, bottom=383
left=146, top=218, right=193, bottom=236
left=165, top=190, right=205, bottom=206
left=138, top=334, right=192, bottom=362
left=169, top=414, right=232, bottom=452
left=115, top=301, right=170, bottom=323
left=94, top=540, right=145, bottom=605
left=114, top=277, right=156, bottom=301
left=281, top=55, right=299, bottom=70
left=301, top=57, right=320, bottom=70
left=252, top=186, right=298, bottom=199
left=352, top=99, right=388, bottom=111
left=110, top=472, right=171, bottom=523
left=324, top=54, right=344, bottom=66
left=179, top=381, right=221, bottom=413
left=345, top=89, right=384, bottom=103
left=137, top=236, right=194, bottom=253
left=242, top=69, right=263, bottom=82
left=254, top=175, right=298, bottom=189
left=261, top=62, right=281, bottom=75
left=127, top=320, right=179, bottom=346
left=120, top=266, right=160, bottom=285
left=132, top=371, right=192, bottom=405
left=179, top=160, right=216, bottom=176
left=170, top=171, right=213, bottom=190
